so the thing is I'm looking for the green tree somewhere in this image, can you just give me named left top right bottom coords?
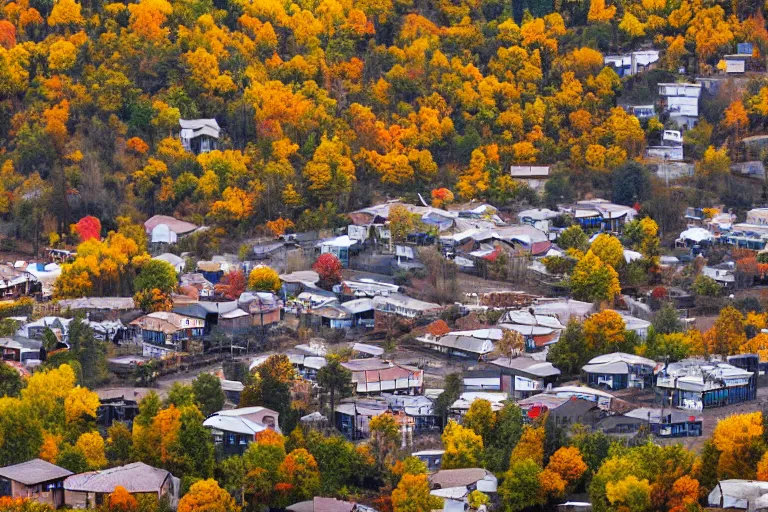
left=0, top=362, right=23, bottom=397
left=612, top=161, right=651, bottom=206
left=56, top=444, right=89, bottom=474
left=548, top=319, right=586, bottom=375
left=434, top=373, right=462, bottom=425
left=486, top=401, right=524, bottom=473
left=164, top=382, right=196, bottom=408
left=192, top=373, right=225, bottom=417
left=558, top=225, right=589, bottom=252
left=167, top=405, right=215, bottom=479
left=652, top=302, right=683, bottom=334
left=316, top=356, right=352, bottom=420
left=106, top=422, right=133, bottom=466
left=134, top=259, right=178, bottom=294
left=499, top=459, right=543, bottom=511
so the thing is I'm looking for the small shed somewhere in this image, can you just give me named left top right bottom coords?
left=219, top=308, right=251, bottom=335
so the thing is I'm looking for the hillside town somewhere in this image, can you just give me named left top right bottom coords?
left=9, top=0, right=768, bottom=510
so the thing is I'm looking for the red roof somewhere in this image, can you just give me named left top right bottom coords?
left=530, top=241, right=552, bottom=256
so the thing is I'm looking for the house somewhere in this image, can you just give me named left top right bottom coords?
left=196, top=260, right=229, bottom=285
left=288, top=352, right=327, bottom=380
left=64, top=463, right=179, bottom=509
left=317, top=235, right=358, bottom=267
left=463, top=370, right=501, bottom=391
left=489, top=357, right=560, bottom=399
left=286, top=497, right=377, bottom=512
left=173, top=300, right=239, bottom=334
left=412, top=449, right=445, bottom=472
left=95, top=388, right=150, bottom=428
left=23, top=317, right=73, bottom=342
left=308, top=304, right=353, bottom=330
left=708, top=479, right=768, bottom=509
left=655, top=358, right=756, bottom=410
left=658, top=82, right=702, bottom=129
left=241, top=292, right=282, bottom=329
left=509, top=165, right=550, bottom=194
left=341, top=358, right=423, bottom=394
left=702, top=263, right=737, bottom=287
left=646, top=130, right=684, bottom=161
left=351, top=342, right=384, bottom=358
left=497, top=315, right=562, bottom=352
left=721, top=224, right=768, bottom=251
left=383, top=393, right=440, bottom=432
left=528, top=299, right=594, bottom=324
left=616, top=312, right=651, bottom=339
left=559, top=199, right=637, bottom=232
left=582, top=353, right=656, bottom=390
left=518, top=394, right=602, bottom=428
left=336, top=279, right=399, bottom=299
left=0, top=459, right=73, bottom=508
left=415, top=329, right=498, bottom=359
left=179, top=118, right=220, bottom=154
left=449, top=392, right=508, bottom=420
left=203, top=415, right=268, bottom=457
left=218, top=308, right=251, bottom=335
left=724, top=53, right=751, bottom=74
left=57, top=297, right=139, bottom=322
left=549, top=385, right=618, bottom=411
left=604, top=50, right=659, bottom=77
left=179, top=273, right=215, bottom=299
left=340, top=299, right=374, bottom=328
left=0, top=337, right=43, bottom=365
left=627, top=104, right=655, bottom=119
left=130, top=312, right=205, bottom=357
left=429, top=468, right=497, bottom=512
left=518, top=208, right=560, bottom=232
left=204, top=407, right=280, bottom=456
left=627, top=408, right=702, bottom=437
left=152, top=253, right=185, bottom=274
left=144, top=215, right=199, bottom=246
left=372, top=294, right=442, bottom=328
left=334, top=399, right=389, bottom=440
left=0, top=264, right=40, bottom=299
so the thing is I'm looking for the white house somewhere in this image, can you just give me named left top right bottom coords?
left=658, top=83, right=702, bottom=129
left=144, top=215, right=199, bottom=245
left=179, top=119, right=220, bottom=154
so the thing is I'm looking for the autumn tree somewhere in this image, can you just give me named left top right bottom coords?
left=570, top=251, right=621, bottom=303
left=441, top=420, right=484, bottom=469
left=178, top=479, right=238, bottom=512
left=392, top=473, right=442, bottom=512
left=312, top=253, right=343, bottom=290
left=463, top=399, right=496, bottom=446
left=248, top=266, right=281, bottom=293
left=191, top=373, right=225, bottom=417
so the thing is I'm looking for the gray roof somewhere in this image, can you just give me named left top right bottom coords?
left=64, top=462, right=171, bottom=493
left=287, top=497, right=356, bottom=512
left=490, top=357, right=561, bottom=377
left=58, top=297, right=136, bottom=310
left=0, top=459, right=72, bottom=485
left=429, top=468, right=493, bottom=489
left=421, top=334, right=494, bottom=355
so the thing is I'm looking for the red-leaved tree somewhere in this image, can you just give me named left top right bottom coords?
left=75, top=216, right=101, bottom=242
left=216, top=269, right=246, bottom=300
left=313, top=253, right=343, bottom=290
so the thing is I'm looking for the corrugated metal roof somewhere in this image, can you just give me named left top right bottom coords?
left=64, top=462, right=171, bottom=494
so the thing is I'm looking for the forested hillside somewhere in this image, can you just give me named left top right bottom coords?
left=0, top=0, right=766, bottom=243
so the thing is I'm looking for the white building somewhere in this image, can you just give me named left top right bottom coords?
left=179, top=119, right=220, bottom=154
left=658, top=83, right=702, bottom=129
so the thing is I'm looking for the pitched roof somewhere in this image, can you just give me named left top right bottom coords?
left=203, top=415, right=267, bottom=436
left=58, top=297, right=136, bottom=310
left=64, top=462, right=171, bottom=493
left=0, top=459, right=72, bottom=485
left=286, top=497, right=356, bottom=512
left=130, top=312, right=201, bottom=333
left=143, top=215, right=198, bottom=235
left=429, top=468, right=493, bottom=489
